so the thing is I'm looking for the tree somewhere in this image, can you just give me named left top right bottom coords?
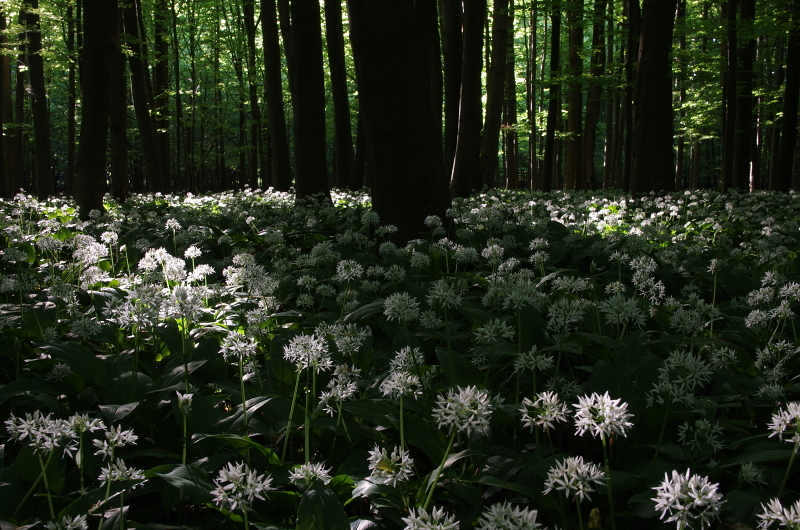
left=480, top=0, right=511, bottom=189
left=325, top=0, right=354, bottom=189
left=732, top=0, right=755, bottom=190
left=24, top=0, right=54, bottom=199
left=564, top=0, right=582, bottom=190
left=348, top=0, right=450, bottom=243
left=450, top=0, right=487, bottom=198
left=541, top=3, right=561, bottom=192
left=289, top=0, right=330, bottom=201
left=775, top=0, right=799, bottom=191
left=74, top=0, right=116, bottom=217
left=630, top=0, right=677, bottom=194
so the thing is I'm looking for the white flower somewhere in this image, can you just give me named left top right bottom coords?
left=573, top=391, right=633, bottom=440
left=652, top=469, right=724, bottom=530
left=543, top=455, right=605, bottom=502
left=383, top=292, right=421, bottom=323
left=367, top=445, right=414, bottom=487
left=98, top=459, right=146, bottom=486
left=92, top=425, right=138, bottom=460
left=757, top=498, right=800, bottom=529
left=513, top=346, right=554, bottom=373
left=44, top=514, right=88, bottom=530
left=380, top=371, right=423, bottom=400
left=46, top=362, right=73, bottom=382
left=5, top=410, right=77, bottom=456
left=176, top=392, right=193, bottom=414
left=520, top=392, right=570, bottom=433
left=401, top=506, right=458, bottom=530
left=475, top=318, right=516, bottom=344
left=288, top=462, right=333, bottom=485
left=220, top=331, right=256, bottom=361
left=283, top=332, right=333, bottom=373
left=767, top=402, right=800, bottom=449
left=432, top=385, right=495, bottom=436
left=211, top=461, right=275, bottom=513
left=475, top=501, right=542, bottom=530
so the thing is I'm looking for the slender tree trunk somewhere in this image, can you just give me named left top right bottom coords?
left=582, top=0, right=607, bottom=190
left=261, top=0, right=292, bottom=191
left=290, top=0, right=330, bottom=201
left=123, top=0, right=165, bottom=193
left=416, top=0, right=444, bottom=182
left=675, top=0, right=686, bottom=189
left=732, top=0, right=755, bottom=190
left=630, top=0, right=677, bottom=193
left=243, top=0, right=262, bottom=189
left=441, top=0, right=463, bottom=181
left=776, top=0, right=799, bottom=191
left=109, top=4, right=128, bottom=202
left=325, top=0, right=354, bottom=189
left=603, top=0, right=615, bottom=188
left=352, top=112, right=366, bottom=189
left=171, top=0, right=183, bottom=189
left=721, top=0, right=738, bottom=190
left=24, top=0, right=54, bottom=199
left=768, top=42, right=785, bottom=189
left=348, top=0, right=450, bottom=243
left=565, top=0, right=583, bottom=190
left=542, top=5, right=561, bottom=192
left=622, top=0, right=640, bottom=191
left=0, top=11, right=13, bottom=197
left=154, top=0, right=171, bottom=185
left=74, top=0, right=115, bottom=217
left=480, top=0, right=510, bottom=189
left=14, top=12, right=27, bottom=192
left=65, top=4, right=77, bottom=196
left=450, top=0, right=487, bottom=198
left=526, top=2, right=537, bottom=190
left=504, top=0, right=518, bottom=190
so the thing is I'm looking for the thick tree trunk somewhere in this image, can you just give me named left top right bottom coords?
left=24, top=0, right=54, bottom=199
left=441, top=0, right=463, bottom=180
left=565, top=0, right=583, bottom=190
left=450, top=0, right=487, bottom=198
left=65, top=3, right=77, bottom=196
left=623, top=0, right=640, bottom=191
left=123, top=0, right=166, bottom=193
left=504, top=0, right=518, bottom=190
left=348, top=0, right=450, bottom=243
left=13, top=13, right=26, bottom=193
left=74, top=0, right=115, bottom=217
left=154, top=0, right=171, bottom=185
left=290, top=0, right=330, bottom=201
left=325, top=0, right=354, bottom=189
left=582, top=0, right=607, bottom=190
left=416, top=0, right=444, bottom=183
left=542, top=5, right=561, bottom=192
left=776, top=0, right=799, bottom=191
left=732, top=0, right=755, bottom=190
left=261, top=0, right=292, bottom=191
left=479, top=0, right=510, bottom=189
left=630, top=0, right=677, bottom=193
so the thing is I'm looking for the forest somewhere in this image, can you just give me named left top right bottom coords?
left=0, top=0, right=798, bottom=237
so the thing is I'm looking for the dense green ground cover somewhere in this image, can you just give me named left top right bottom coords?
left=1, top=187, right=799, bottom=530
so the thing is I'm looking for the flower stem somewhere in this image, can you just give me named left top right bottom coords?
left=282, top=368, right=303, bottom=462
left=778, top=440, right=799, bottom=497
left=602, top=435, right=617, bottom=530
left=649, top=400, right=672, bottom=481
left=576, top=499, right=585, bottom=530
left=39, top=452, right=56, bottom=520
left=12, top=449, right=55, bottom=519
left=422, top=428, right=457, bottom=511
left=239, top=355, right=248, bottom=437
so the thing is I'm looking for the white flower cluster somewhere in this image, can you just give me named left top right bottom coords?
left=367, top=444, right=414, bottom=487
left=543, top=455, right=605, bottom=502
left=757, top=498, right=800, bottom=529
left=767, top=402, right=800, bottom=449
left=573, top=391, right=633, bottom=440
left=475, top=501, right=542, bottom=530
left=5, top=410, right=77, bottom=456
left=401, top=506, right=458, bottom=530
left=652, top=469, right=724, bottom=530
left=520, top=391, right=570, bottom=433
left=211, top=461, right=275, bottom=513
left=283, top=332, right=333, bottom=373
left=288, top=462, right=332, bottom=486
left=432, top=385, right=496, bottom=437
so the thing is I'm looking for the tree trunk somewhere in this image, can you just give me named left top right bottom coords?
left=479, top=0, right=510, bottom=189
left=109, top=4, right=128, bottom=202
left=565, top=0, right=583, bottom=190
left=325, top=0, right=355, bottom=189
left=243, top=0, right=262, bottom=189
left=348, top=0, right=450, bottom=243
left=441, top=0, right=463, bottom=181
left=0, top=11, right=13, bottom=197
left=65, top=3, right=77, bottom=196
left=290, top=0, right=330, bottom=201
left=450, top=0, right=487, bottom=198
left=24, top=0, right=54, bottom=199
left=542, top=4, right=561, bottom=192
left=630, top=0, right=676, bottom=193
left=623, top=0, right=640, bottom=191
left=261, top=0, right=292, bottom=191
left=720, top=0, right=738, bottom=191
left=13, top=12, right=27, bottom=193
left=504, top=0, right=518, bottom=190
left=582, top=0, right=607, bottom=190
left=416, top=0, right=444, bottom=183
left=526, top=2, right=537, bottom=190
left=732, top=0, right=755, bottom=190
left=775, top=0, right=799, bottom=191
left=154, top=0, right=171, bottom=185
left=123, top=0, right=166, bottom=193
left=74, top=0, right=115, bottom=217
left=675, top=0, right=686, bottom=189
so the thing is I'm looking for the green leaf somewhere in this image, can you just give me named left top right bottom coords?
left=343, top=399, right=398, bottom=428
left=717, top=449, right=795, bottom=469
left=193, top=433, right=281, bottom=465
left=435, top=347, right=483, bottom=387
left=99, top=402, right=140, bottom=423
left=36, top=340, right=108, bottom=387
left=0, top=378, right=60, bottom=407
left=155, top=464, right=215, bottom=504
left=297, top=482, right=349, bottom=530
left=344, top=299, right=385, bottom=322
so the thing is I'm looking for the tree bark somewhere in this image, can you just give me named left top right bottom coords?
left=348, top=0, right=450, bottom=243
left=720, top=0, right=738, bottom=190
left=504, top=0, right=518, bottom=190
left=154, top=0, right=171, bottom=185
left=732, top=0, right=755, bottom=190
left=479, top=0, right=510, bottom=189
left=630, top=0, right=676, bottom=194
left=290, top=0, right=330, bottom=201
left=622, top=0, right=640, bottom=191
left=243, top=0, right=263, bottom=189
left=74, top=0, right=115, bottom=217
left=775, top=0, right=799, bottom=191
left=0, top=11, right=13, bottom=197
left=325, top=0, right=355, bottom=189
left=65, top=3, right=77, bottom=196
left=109, top=3, right=128, bottom=202
left=450, top=0, right=487, bottom=198
left=261, top=0, right=292, bottom=191
left=24, top=0, right=54, bottom=199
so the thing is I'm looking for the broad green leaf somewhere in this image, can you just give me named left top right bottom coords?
left=435, top=347, right=483, bottom=387
left=36, top=340, right=107, bottom=386
left=297, top=482, right=349, bottom=530
left=155, top=463, right=215, bottom=504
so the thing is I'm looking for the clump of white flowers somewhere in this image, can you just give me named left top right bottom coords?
left=651, top=469, right=724, bottom=530
left=432, top=385, right=496, bottom=436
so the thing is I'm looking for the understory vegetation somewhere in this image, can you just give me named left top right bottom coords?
left=1, top=187, right=799, bottom=530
